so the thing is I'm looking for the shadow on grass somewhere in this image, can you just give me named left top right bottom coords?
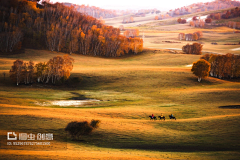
left=1, top=115, right=239, bottom=152
left=186, top=76, right=223, bottom=85
left=67, top=130, right=240, bottom=152
left=219, top=105, right=240, bottom=109
left=0, top=73, right=115, bottom=91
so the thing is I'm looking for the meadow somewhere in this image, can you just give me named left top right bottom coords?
left=104, top=7, right=240, bottom=55
left=0, top=48, right=240, bottom=159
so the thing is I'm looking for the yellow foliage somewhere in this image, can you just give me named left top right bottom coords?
left=27, top=1, right=43, bottom=14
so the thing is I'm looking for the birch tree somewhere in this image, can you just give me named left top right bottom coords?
left=191, top=59, right=211, bottom=82
left=9, top=59, right=24, bottom=85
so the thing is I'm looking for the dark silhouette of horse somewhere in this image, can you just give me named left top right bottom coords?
left=149, top=116, right=157, bottom=120
left=158, top=116, right=165, bottom=120
left=169, top=115, right=176, bottom=120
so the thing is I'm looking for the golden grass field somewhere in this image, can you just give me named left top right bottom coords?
left=104, top=8, right=240, bottom=55
left=0, top=48, right=240, bottom=159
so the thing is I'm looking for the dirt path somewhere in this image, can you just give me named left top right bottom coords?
left=231, top=47, right=240, bottom=51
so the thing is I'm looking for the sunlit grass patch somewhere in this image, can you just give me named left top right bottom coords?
left=0, top=48, right=240, bottom=159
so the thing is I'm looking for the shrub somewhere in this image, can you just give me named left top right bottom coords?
left=181, top=19, right=187, bottom=24
left=65, top=120, right=101, bottom=140
left=192, top=16, right=198, bottom=21
left=90, top=119, right=101, bottom=129
left=205, top=18, right=212, bottom=23
left=177, top=18, right=186, bottom=24
left=177, top=18, right=182, bottom=23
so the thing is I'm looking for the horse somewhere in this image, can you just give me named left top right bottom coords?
left=158, top=116, right=165, bottom=120
left=149, top=116, right=157, bottom=120
left=169, top=115, right=176, bottom=120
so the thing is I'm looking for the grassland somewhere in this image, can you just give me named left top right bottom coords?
left=137, top=23, right=240, bottom=54
left=0, top=48, right=240, bottom=159
left=104, top=7, right=240, bottom=55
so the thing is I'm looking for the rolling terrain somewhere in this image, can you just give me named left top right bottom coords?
left=0, top=49, right=240, bottom=159
left=1, top=1, right=240, bottom=159
left=104, top=7, right=240, bottom=55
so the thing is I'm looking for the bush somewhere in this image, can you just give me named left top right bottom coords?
left=181, top=19, right=187, bottom=24
left=177, top=18, right=186, bottom=24
left=192, top=16, right=198, bottom=21
left=205, top=18, right=212, bottom=23
left=90, top=119, right=101, bottom=128
left=65, top=120, right=101, bottom=140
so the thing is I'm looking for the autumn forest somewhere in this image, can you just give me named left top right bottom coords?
left=0, top=0, right=143, bottom=56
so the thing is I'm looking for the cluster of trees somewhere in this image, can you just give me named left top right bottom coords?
left=165, top=0, right=240, bottom=18
left=65, top=3, right=118, bottom=19
left=221, top=7, right=240, bottom=19
left=0, top=0, right=143, bottom=56
left=158, top=14, right=170, bottom=20
left=137, top=9, right=161, bottom=15
left=9, top=55, right=74, bottom=85
left=123, top=29, right=139, bottom=37
left=189, top=0, right=239, bottom=13
left=171, top=7, right=191, bottom=16
left=182, top=43, right=203, bottom=55
left=68, top=3, right=146, bottom=19
left=228, top=21, right=240, bottom=29
left=190, top=20, right=205, bottom=27
left=209, top=13, right=221, bottom=20
left=179, top=31, right=203, bottom=41
left=201, top=53, right=240, bottom=79
left=205, top=7, right=240, bottom=25
left=205, top=18, right=212, bottom=23
left=177, top=18, right=187, bottom=24
left=122, top=17, right=134, bottom=23
left=65, top=120, right=100, bottom=140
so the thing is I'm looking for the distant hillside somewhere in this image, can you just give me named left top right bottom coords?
left=63, top=3, right=129, bottom=19
left=0, top=0, right=143, bottom=57
left=62, top=3, right=162, bottom=19
left=157, top=0, right=240, bottom=20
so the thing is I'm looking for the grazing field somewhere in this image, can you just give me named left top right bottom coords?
left=0, top=49, right=240, bottom=159
left=138, top=24, right=240, bottom=55
left=105, top=8, right=240, bottom=55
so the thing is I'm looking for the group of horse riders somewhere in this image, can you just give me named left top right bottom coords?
left=151, top=113, right=174, bottom=119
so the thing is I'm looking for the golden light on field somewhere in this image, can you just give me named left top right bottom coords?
left=1, top=0, right=240, bottom=159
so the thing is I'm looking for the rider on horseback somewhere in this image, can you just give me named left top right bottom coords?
left=161, top=113, right=163, bottom=117
left=152, top=114, right=154, bottom=119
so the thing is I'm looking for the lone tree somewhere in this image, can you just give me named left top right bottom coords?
left=191, top=59, right=211, bottom=82
left=65, top=119, right=101, bottom=140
